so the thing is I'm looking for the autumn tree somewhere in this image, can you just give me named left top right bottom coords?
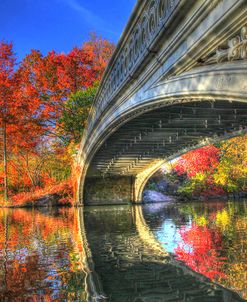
left=18, top=34, right=114, bottom=143
left=214, top=135, right=247, bottom=193
left=0, top=35, right=114, bottom=204
left=174, top=145, right=220, bottom=178
left=171, top=137, right=247, bottom=197
left=0, top=41, right=16, bottom=201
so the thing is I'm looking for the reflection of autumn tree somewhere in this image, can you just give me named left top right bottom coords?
left=0, top=209, right=87, bottom=301
left=2, top=254, right=52, bottom=300
left=174, top=202, right=247, bottom=299
left=219, top=215, right=247, bottom=300
left=175, top=224, right=226, bottom=280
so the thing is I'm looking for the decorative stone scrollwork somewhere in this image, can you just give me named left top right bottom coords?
left=149, top=14, right=156, bottom=36
left=158, top=0, right=166, bottom=22
left=169, top=0, right=175, bottom=10
left=202, top=24, right=247, bottom=64
left=124, top=48, right=129, bottom=76
left=228, top=25, right=247, bottom=60
left=134, top=28, right=141, bottom=59
left=128, top=39, right=134, bottom=70
left=141, top=15, right=149, bottom=50
left=148, top=1, right=157, bottom=36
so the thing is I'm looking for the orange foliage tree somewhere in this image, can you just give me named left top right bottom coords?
left=0, top=35, right=115, bottom=205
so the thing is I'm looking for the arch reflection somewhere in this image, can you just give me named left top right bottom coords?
left=0, top=204, right=245, bottom=301
left=140, top=200, right=247, bottom=300
left=83, top=203, right=246, bottom=301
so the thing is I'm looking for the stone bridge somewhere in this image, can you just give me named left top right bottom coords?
left=77, top=0, right=247, bottom=205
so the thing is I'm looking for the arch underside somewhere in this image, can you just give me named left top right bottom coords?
left=84, top=99, right=247, bottom=205
left=81, top=61, right=247, bottom=205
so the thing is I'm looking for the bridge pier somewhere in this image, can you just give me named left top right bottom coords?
left=84, top=176, right=135, bottom=205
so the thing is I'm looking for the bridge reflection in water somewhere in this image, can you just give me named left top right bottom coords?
left=0, top=201, right=246, bottom=301
left=83, top=201, right=247, bottom=302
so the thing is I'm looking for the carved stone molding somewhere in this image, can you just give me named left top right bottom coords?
left=201, top=24, right=247, bottom=65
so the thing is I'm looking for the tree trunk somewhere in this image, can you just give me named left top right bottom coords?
left=3, top=121, right=8, bottom=202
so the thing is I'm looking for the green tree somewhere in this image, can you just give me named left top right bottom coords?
left=59, top=82, right=99, bottom=144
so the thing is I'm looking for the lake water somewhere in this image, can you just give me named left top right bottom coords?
left=0, top=200, right=246, bottom=301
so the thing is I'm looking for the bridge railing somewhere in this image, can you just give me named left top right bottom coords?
left=86, top=0, right=181, bottom=137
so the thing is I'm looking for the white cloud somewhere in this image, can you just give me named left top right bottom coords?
left=58, top=0, right=118, bottom=37
left=61, top=0, right=102, bottom=24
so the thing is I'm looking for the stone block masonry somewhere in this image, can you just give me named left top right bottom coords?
left=84, top=176, right=134, bottom=205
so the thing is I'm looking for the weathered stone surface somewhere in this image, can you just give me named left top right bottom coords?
left=84, top=176, right=133, bottom=205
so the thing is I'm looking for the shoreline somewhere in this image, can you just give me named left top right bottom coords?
left=1, top=194, right=246, bottom=209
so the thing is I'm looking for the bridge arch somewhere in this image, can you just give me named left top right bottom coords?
left=76, top=0, right=247, bottom=205
left=78, top=63, right=247, bottom=205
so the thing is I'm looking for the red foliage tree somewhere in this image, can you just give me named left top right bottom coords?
left=17, top=34, right=115, bottom=140
left=0, top=41, right=16, bottom=121
left=174, top=145, right=220, bottom=178
left=0, top=41, right=17, bottom=200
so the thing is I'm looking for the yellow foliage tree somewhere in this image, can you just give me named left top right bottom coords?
left=214, top=135, right=247, bottom=193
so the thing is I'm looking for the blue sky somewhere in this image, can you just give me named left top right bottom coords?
left=0, top=0, right=136, bottom=61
